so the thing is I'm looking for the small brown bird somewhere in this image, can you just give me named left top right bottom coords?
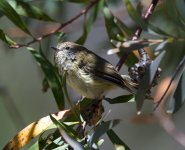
left=52, top=42, right=137, bottom=99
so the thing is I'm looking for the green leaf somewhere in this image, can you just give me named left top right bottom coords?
left=104, top=95, right=133, bottom=104
left=124, top=0, right=147, bottom=30
left=165, top=0, right=185, bottom=31
left=12, top=1, right=55, bottom=22
left=0, top=29, right=16, bottom=46
left=173, top=72, right=185, bottom=113
left=135, top=51, right=165, bottom=112
left=50, top=114, right=84, bottom=150
left=148, top=23, right=171, bottom=37
left=88, top=120, right=121, bottom=149
left=76, top=0, right=103, bottom=44
left=0, top=0, right=31, bottom=35
left=103, top=2, right=137, bottom=67
left=107, top=129, right=131, bottom=150
left=176, top=0, right=185, bottom=24
left=29, top=142, right=39, bottom=150
left=27, top=46, right=65, bottom=110
left=103, top=3, right=127, bottom=41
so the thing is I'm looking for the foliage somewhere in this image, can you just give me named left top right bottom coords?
left=1, top=0, right=185, bottom=149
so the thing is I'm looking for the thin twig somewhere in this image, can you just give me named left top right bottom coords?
left=10, top=0, right=100, bottom=49
left=153, top=56, right=185, bottom=111
left=116, top=0, right=159, bottom=71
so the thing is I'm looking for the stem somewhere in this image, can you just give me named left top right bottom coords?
left=153, top=56, right=185, bottom=111
left=116, top=0, right=159, bottom=71
left=10, top=0, right=100, bottom=49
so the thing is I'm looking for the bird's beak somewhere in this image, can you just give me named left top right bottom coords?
left=51, top=46, right=59, bottom=51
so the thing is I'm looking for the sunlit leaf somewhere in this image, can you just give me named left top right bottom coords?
left=29, top=142, right=39, bottom=150
left=0, top=0, right=31, bottom=35
left=11, top=1, right=55, bottom=21
left=103, top=3, right=126, bottom=41
left=27, top=46, right=64, bottom=110
left=105, top=95, right=133, bottom=104
left=103, top=2, right=137, bottom=67
left=107, top=129, right=131, bottom=150
left=88, top=120, right=121, bottom=149
left=176, top=0, right=185, bottom=24
left=0, top=29, right=16, bottom=46
left=3, top=110, right=70, bottom=150
left=50, top=114, right=84, bottom=150
left=76, top=0, right=103, bottom=44
left=135, top=51, right=165, bottom=112
left=124, top=0, right=147, bottom=30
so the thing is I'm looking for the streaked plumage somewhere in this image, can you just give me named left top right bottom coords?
left=53, top=42, right=137, bottom=99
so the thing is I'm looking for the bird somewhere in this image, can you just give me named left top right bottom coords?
left=52, top=41, right=138, bottom=100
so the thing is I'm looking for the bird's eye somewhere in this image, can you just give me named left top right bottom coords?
left=66, top=47, right=70, bottom=50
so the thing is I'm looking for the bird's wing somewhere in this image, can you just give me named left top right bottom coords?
left=82, top=55, right=134, bottom=92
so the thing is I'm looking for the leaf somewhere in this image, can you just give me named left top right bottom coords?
left=27, top=46, right=64, bottom=110
left=50, top=114, right=84, bottom=150
left=173, top=72, right=185, bottom=113
left=76, top=0, right=103, bottom=44
left=3, top=109, right=70, bottom=150
left=124, top=0, right=147, bottom=30
left=12, top=1, right=55, bottom=22
left=103, top=3, right=127, bottom=41
left=88, top=120, right=121, bottom=149
left=103, top=2, right=138, bottom=67
left=165, top=0, right=185, bottom=32
left=135, top=51, right=165, bottom=112
left=104, top=95, right=133, bottom=104
left=0, top=29, right=16, bottom=46
left=107, top=129, right=131, bottom=150
left=29, top=142, right=39, bottom=150
left=176, top=0, right=185, bottom=24
left=0, top=0, right=31, bottom=35
left=63, top=73, right=82, bottom=122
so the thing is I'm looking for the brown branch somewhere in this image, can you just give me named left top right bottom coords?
left=10, top=0, right=100, bottom=49
left=116, top=0, right=159, bottom=71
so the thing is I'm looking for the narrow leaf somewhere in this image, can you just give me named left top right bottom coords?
left=135, top=51, right=165, bottom=112
left=12, top=1, right=55, bottom=21
left=0, top=0, right=31, bottom=35
left=176, top=0, right=185, bottom=24
left=103, top=4, right=126, bottom=41
left=0, top=29, right=16, bottom=46
left=50, top=115, right=84, bottom=150
left=124, top=0, right=147, bottom=30
left=27, top=47, right=64, bottom=109
left=105, top=95, right=133, bottom=104
left=76, top=0, right=103, bottom=44
left=173, top=72, right=185, bottom=113
left=88, top=120, right=121, bottom=149
left=107, top=129, right=131, bottom=150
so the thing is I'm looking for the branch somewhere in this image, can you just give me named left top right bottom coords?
left=153, top=56, right=185, bottom=111
left=10, top=0, right=100, bottom=49
left=116, top=0, right=159, bottom=71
